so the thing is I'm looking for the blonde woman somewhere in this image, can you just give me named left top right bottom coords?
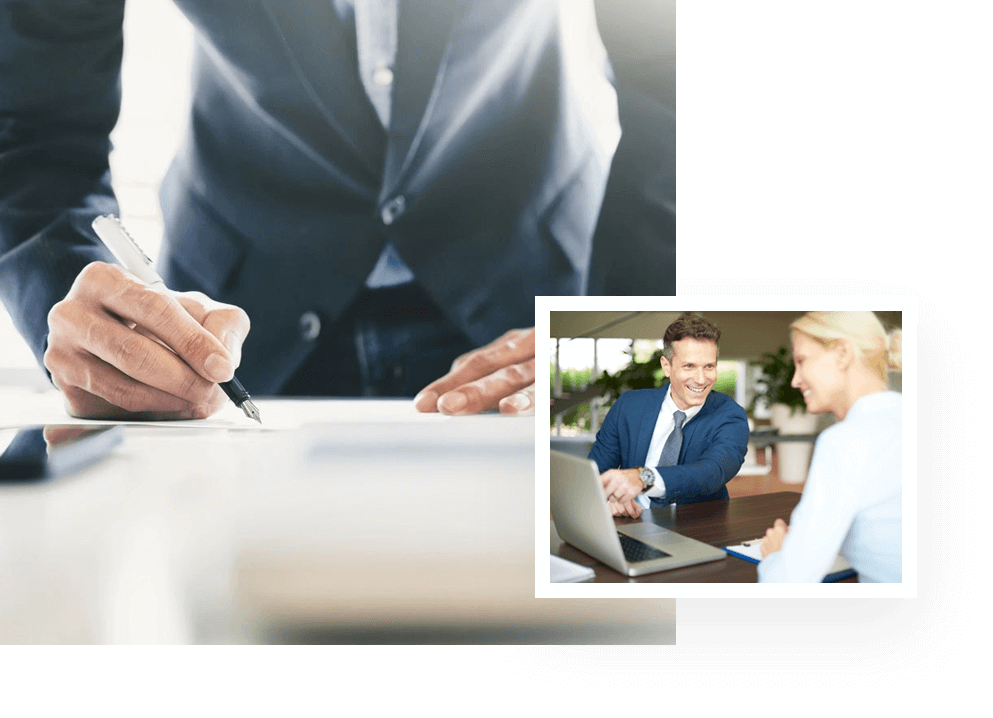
left=758, top=311, right=902, bottom=582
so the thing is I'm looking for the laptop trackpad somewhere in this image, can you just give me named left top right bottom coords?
left=620, top=523, right=671, bottom=540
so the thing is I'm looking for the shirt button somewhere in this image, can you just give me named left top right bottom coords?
left=381, top=195, right=406, bottom=225
left=373, top=65, right=394, bottom=86
left=299, top=311, right=321, bottom=341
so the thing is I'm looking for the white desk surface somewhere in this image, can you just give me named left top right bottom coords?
left=0, top=388, right=675, bottom=644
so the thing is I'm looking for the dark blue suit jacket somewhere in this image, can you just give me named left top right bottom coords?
left=589, top=386, right=750, bottom=505
left=0, top=0, right=674, bottom=393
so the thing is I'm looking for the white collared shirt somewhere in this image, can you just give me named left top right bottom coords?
left=332, top=0, right=397, bottom=128
left=332, top=0, right=415, bottom=288
left=640, top=391, right=704, bottom=503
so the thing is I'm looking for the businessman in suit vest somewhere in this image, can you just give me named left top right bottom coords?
left=0, top=0, right=674, bottom=422
left=591, top=314, right=749, bottom=519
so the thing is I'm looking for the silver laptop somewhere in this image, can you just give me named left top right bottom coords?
left=550, top=451, right=726, bottom=576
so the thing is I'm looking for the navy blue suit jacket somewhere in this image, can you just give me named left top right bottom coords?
left=588, top=386, right=750, bottom=505
left=0, top=0, right=674, bottom=393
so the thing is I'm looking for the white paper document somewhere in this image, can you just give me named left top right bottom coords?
left=0, top=389, right=457, bottom=431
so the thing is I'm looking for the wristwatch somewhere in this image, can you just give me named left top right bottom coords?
left=638, top=466, right=655, bottom=493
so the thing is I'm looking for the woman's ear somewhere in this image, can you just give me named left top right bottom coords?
left=832, top=338, right=857, bottom=371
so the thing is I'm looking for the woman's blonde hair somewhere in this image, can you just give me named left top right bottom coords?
left=791, top=311, right=902, bottom=381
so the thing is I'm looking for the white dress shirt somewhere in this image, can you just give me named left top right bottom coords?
left=758, top=391, right=902, bottom=583
left=636, top=392, right=704, bottom=506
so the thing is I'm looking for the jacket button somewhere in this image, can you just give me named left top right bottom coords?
left=380, top=195, right=406, bottom=225
left=299, top=311, right=321, bottom=341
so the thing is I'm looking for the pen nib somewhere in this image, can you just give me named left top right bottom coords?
left=241, top=398, right=262, bottom=424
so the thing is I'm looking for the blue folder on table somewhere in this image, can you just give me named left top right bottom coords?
left=724, top=540, right=858, bottom=583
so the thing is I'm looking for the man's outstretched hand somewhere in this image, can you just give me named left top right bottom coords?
left=413, top=328, right=535, bottom=415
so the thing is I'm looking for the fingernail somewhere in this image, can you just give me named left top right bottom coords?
left=438, top=391, right=467, bottom=414
left=508, top=392, right=531, bottom=411
left=413, top=390, right=438, bottom=412
left=204, top=353, right=234, bottom=382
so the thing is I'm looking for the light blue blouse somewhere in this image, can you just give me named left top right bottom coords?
left=758, top=391, right=902, bottom=583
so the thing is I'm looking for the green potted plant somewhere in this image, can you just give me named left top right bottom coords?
left=749, top=346, right=805, bottom=416
left=750, top=346, right=816, bottom=484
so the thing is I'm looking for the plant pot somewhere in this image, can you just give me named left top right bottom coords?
left=770, top=403, right=817, bottom=484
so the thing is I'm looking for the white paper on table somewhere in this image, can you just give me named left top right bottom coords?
left=0, top=390, right=463, bottom=431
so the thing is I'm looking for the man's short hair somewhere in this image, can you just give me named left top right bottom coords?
left=662, top=314, right=721, bottom=361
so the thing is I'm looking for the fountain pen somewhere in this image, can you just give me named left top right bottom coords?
left=91, top=214, right=261, bottom=423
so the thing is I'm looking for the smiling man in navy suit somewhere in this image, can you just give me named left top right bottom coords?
left=591, top=314, right=750, bottom=519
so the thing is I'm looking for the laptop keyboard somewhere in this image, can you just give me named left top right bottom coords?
left=618, top=533, right=671, bottom=563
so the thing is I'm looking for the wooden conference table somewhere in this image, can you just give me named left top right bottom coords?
left=551, top=492, right=857, bottom=582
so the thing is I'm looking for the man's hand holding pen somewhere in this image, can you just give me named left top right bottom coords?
left=45, top=261, right=251, bottom=421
